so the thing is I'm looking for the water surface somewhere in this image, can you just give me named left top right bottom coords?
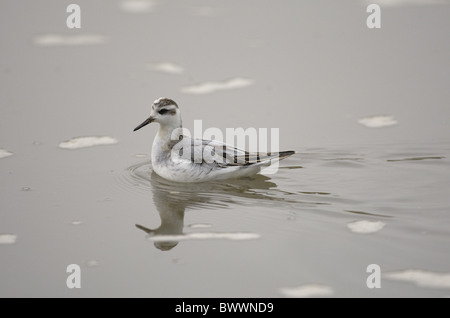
left=1, top=0, right=449, bottom=297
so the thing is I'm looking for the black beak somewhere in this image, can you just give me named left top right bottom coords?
left=133, top=116, right=154, bottom=131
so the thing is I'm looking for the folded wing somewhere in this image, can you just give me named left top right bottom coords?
left=172, top=137, right=295, bottom=168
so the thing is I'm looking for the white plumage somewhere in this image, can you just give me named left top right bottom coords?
left=134, top=98, right=295, bottom=183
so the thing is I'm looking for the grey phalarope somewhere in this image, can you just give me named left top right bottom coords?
left=133, top=97, right=295, bottom=183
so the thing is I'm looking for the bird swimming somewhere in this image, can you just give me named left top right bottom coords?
left=133, top=97, right=295, bottom=182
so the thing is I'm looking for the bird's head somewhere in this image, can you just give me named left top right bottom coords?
left=133, top=97, right=181, bottom=132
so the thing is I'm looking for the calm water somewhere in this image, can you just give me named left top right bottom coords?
left=1, top=0, right=449, bottom=297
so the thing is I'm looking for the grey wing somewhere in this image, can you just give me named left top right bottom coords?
left=212, top=142, right=295, bottom=167
left=172, top=137, right=294, bottom=167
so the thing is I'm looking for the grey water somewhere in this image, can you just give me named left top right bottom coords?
left=1, top=0, right=450, bottom=297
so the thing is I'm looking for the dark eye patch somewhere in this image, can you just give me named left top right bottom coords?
left=158, top=108, right=169, bottom=115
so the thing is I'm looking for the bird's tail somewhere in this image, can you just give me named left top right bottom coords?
left=277, top=150, right=296, bottom=160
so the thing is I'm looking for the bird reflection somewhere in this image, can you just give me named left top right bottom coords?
left=135, top=168, right=279, bottom=251
left=135, top=186, right=185, bottom=251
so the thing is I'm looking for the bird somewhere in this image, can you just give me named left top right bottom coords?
left=133, top=97, right=295, bottom=182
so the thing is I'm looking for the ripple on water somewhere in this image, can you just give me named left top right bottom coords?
left=59, top=136, right=118, bottom=149
left=119, top=159, right=340, bottom=210
left=387, top=156, right=445, bottom=162
left=181, top=77, right=253, bottom=94
left=33, top=34, right=108, bottom=46
left=117, top=160, right=152, bottom=194
left=278, top=284, right=334, bottom=298
left=119, top=161, right=247, bottom=210
left=344, top=210, right=392, bottom=218
left=0, top=149, right=13, bottom=159
left=384, top=269, right=450, bottom=289
left=299, top=191, right=331, bottom=195
left=0, top=234, right=18, bottom=245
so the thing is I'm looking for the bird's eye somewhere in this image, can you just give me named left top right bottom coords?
left=158, top=108, right=168, bottom=115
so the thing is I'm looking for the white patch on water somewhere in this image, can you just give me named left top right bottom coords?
left=384, top=269, right=450, bottom=289
left=358, top=115, right=398, bottom=128
left=148, top=62, right=184, bottom=74
left=71, top=221, right=83, bottom=225
left=0, top=234, right=18, bottom=245
left=181, top=77, right=254, bottom=94
left=86, top=260, right=101, bottom=267
left=33, top=34, right=108, bottom=46
left=188, top=223, right=212, bottom=228
left=148, top=232, right=260, bottom=242
left=278, top=284, right=334, bottom=298
left=59, top=136, right=118, bottom=149
left=347, top=220, right=386, bottom=234
left=119, top=0, right=157, bottom=13
left=361, top=0, right=448, bottom=7
left=0, top=149, right=13, bottom=159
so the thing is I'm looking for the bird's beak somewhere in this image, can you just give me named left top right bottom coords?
left=133, top=116, right=154, bottom=131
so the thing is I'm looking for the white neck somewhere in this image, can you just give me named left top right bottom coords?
left=155, top=122, right=182, bottom=144
left=151, top=121, right=182, bottom=164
